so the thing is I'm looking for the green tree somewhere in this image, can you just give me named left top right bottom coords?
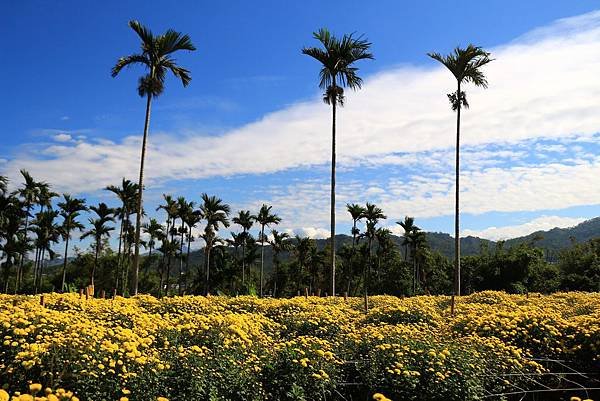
left=363, top=203, right=386, bottom=311
left=302, top=29, right=373, bottom=296
left=233, top=210, right=254, bottom=286
left=112, top=20, right=196, bottom=295
left=253, top=204, right=281, bottom=297
left=200, top=194, right=230, bottom=295
left=81, top=203, right=115, bottom=289
left=57, top=195, right=87, bottom=292
left=106, top=178, right=138, bottom=293
left=269, top=229, right=291, bottom=297
left=428, top=45, right=492, bottom=296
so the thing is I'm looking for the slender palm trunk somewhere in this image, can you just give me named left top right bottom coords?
left=115, top=214, right=125, bottom=293
left=364, top=237, right=372, bottom=312
left=17, top=206, right=31, bottom=291
left=348, top=220, right=357, bottom=295
left=260, top=226, right=265, bottom=297
left=91, top=239, right=99, bottom=288
left=413, top=245, right=418, bottom=293
left=204, top=242, right=211, bottom=296
left=178, top=221, right=185, bottom=295
left=61, top=229, right=70, bottom=292
left=330, top=81, right=337, bottom=297
left=273, top=253, right=278, bottom=297
left=454, top=82, right=461, bottom=297
left=241, top=230, right=246, bottom=286
left=32, top=245, right=41, bottom=291
left=159, top=217, right=171, bottom=297
left=37, top=247, right=46, bottom=294
left=185, top=230, right=192, bottom=293
left=132, top=93, right=153, bottom=296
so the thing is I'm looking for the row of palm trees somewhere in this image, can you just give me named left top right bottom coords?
left=0, top=170, right=429, bottom=297
left=111, top=19, right=491, bottom=297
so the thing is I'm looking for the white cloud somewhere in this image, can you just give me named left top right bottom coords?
left=60, top=116, right=70, bottom=121
left=5, top=10, right=600, bottom=195
left=52, top=133, right=73, bottom=142
left=462, top=215, right=587, bottom=241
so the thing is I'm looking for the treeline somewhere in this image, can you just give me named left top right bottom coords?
left=1, top=171, right=599, bottom=297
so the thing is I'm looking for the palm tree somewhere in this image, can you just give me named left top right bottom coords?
left=0, top=176, right=7, bottom=196
left=233, top=210, right=253, bottom=286
left=106, top=179, right=138, bottom=293
left=302, top=28, right=373, bottom=297
left=142, top=218, right=164, bottom=275
left=363, top=202, right=386, bottom=311
left=270, top=229, right=291, bottom=297
left=253, top=204, right=281, bottom=297
left=182, top=209, right=202, bottom=293
left=81, top=203, right=115, bottom=289
left=14, top=170, right=39, bottom=290
left=57, top=195, right=87, bottom=292
left=293, top=235, right=312, bottom=292
left=157, top=194, right=178, bottom=295
left=407, top=228, right=427, bottom=293
left=200, top=194, right=230, bottom=295
left=112, top=20, right=196, bottom=296
left=346, top=203, right=366, bottom=294
left=428, top=45, right=492, bottom=296
left=31, top=209, right=60, bottom=293
left=176, top=197, right=194, bottom=294
left=397, top=216, right=418, bottom=261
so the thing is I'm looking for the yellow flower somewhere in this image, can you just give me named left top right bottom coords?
left=28, top=384, right=42, bottom=394
left=18, top=395, right=33, bottom=401
left=0, top=389, right=8, bottom=401
left=570, top=397, right=581, bottom=401
left=157, top=398, right=169, bottom=401
left=120, top=397, right=129, bottom=401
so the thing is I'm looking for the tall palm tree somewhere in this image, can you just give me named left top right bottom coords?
left=293, top=235, right=312, bottom=292
left=57, top=195, right=87, bottom=292
left=81, top=203, right=115, bottom=289
left=157, top=194, right=178, bottom=294
left=346, top=203, right=366, bottom=294
left=0, top=176, right=7, bottom=196
left=233, top=210, right=253, bottom=286
left=302, top=28, right=373, bottom=297
left=428, top=45, right=492, bottom=296
left=106, top=178, right=138, bottom=293
left=31, top=209, right=60, bottom=294
left=112, top=20, right=196, bottom=296
left=397, top=216, right=418, bottom=261
left=363, top=202, right=386, bottom=312
left=407, top=228, right=427, bottom=293
left=142, top=218, right=164, bottom=275
left=176, top=197, right=194, bottom=294
left=269, top=229, right=291, bottom=297
left=14, top=170, right=39, bottom=290
left=200, top=194, right=230, bottom=295
left=253, top=204, right=281, bottom=297
left=183, top=208, right=202, bottom=292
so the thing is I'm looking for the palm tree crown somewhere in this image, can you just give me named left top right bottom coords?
left=112, top=20, right=196, bottom=97
left=302, top=28, right=373, bottom=92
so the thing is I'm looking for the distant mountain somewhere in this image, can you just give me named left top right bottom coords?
left=48, top=217, right=600, bottom=270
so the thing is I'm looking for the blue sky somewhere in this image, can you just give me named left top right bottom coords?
left=2, top=1, right=600, bottom=247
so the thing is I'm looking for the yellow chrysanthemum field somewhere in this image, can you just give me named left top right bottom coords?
left=0, top=291, right=599, bottom=400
